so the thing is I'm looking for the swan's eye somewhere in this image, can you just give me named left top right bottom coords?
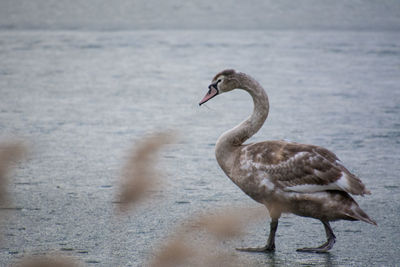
left=217, top=79, right=222, bottom=83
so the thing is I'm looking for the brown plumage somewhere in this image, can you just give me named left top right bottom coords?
left=199, top=69, right=376, bottom=253
left=239, top=141, right=370, bottom=195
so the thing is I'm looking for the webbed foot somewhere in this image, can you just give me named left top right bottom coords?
left=296, top=237, right=335, bottom=253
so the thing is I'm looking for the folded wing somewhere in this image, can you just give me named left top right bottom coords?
left=242, top=141, right=370, bottom=196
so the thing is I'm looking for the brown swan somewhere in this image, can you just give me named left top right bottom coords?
left=199, top=69, right=376, bottom=253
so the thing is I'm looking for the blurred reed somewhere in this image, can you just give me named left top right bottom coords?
left=150, top=205, right=266, bottom=266
left=150, top=236, right=194, bottom=267
left=1, top=135, right=268, bottom=266
left=116, top=131, right=176, bottom=213
left=191, top=206, right=266, bottom=240
left=13, top=255, right=80, bottom=267
left=0, top=141, right=27, bottom=205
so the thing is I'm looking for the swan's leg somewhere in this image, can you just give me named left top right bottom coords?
left=236, top=218, right=278, bottom=253
left=297, top=221, right=336, bottom=253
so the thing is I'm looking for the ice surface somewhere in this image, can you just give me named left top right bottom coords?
left=0, top=30, right=399, bottom=266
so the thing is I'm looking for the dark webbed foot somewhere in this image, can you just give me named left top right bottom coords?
left=236, top=244, right=275, bottom=253
left=297, top=221, right=336, bottom=253
left=237, top=218, right=278, bottom=253
left=296, top=238, right=336, bottom=253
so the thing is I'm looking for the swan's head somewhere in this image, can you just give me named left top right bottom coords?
left=199, top=69, right=240, bottom=106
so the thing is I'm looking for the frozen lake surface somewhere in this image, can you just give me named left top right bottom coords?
left=0, top=30, right=399, bottom=266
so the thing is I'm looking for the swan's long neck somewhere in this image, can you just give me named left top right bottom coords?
left=215, top=74, right=269, bottom=174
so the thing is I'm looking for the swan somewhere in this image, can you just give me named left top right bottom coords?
left=199, top=69, right=376, bottom=253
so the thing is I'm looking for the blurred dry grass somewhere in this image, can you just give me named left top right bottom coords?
left=13, top=255, right=80, bottom=267
left=114, top=131, right=270, bottom=266
left=192, top=206, right=266, bottom=240
left=1, top=135, right=268, bottom=267
left=0, top=141, right=27, bottom=205
left=150, top=236, right=194, bottom=267
left=150, top=205, right=267, bottom=267
left=116, top=131, right=176, bottom=213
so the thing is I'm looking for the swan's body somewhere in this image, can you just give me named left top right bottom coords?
left=199, top=69, right=376, bottom=253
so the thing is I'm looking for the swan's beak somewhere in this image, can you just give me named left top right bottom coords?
left=199, top=84, right=219, bottom=106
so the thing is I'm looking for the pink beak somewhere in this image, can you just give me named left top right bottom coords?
left=199, top=85, right=218, bottom=106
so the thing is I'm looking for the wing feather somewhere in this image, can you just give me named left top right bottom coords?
left=241, top=141, right=370, bottom=195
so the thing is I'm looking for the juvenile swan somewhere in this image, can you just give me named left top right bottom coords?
left=199, top=69, right=376, bottom=253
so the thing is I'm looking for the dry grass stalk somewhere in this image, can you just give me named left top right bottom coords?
left=0, top=141, right=27, bottom=204
left=195, top=210, right=246, bottom=239
left=200, top=250, right=247, bottom=267
left=117, top=131, right=175, bottom=212
left=191, top=206, right=267, bottom=240
left=150, top=237, right=194, bottom=267
left=150, top=206, right=267, bottom=266
left=151, top=238, right=243, bottom=267
left=13, top=255, right=80, bottom=267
